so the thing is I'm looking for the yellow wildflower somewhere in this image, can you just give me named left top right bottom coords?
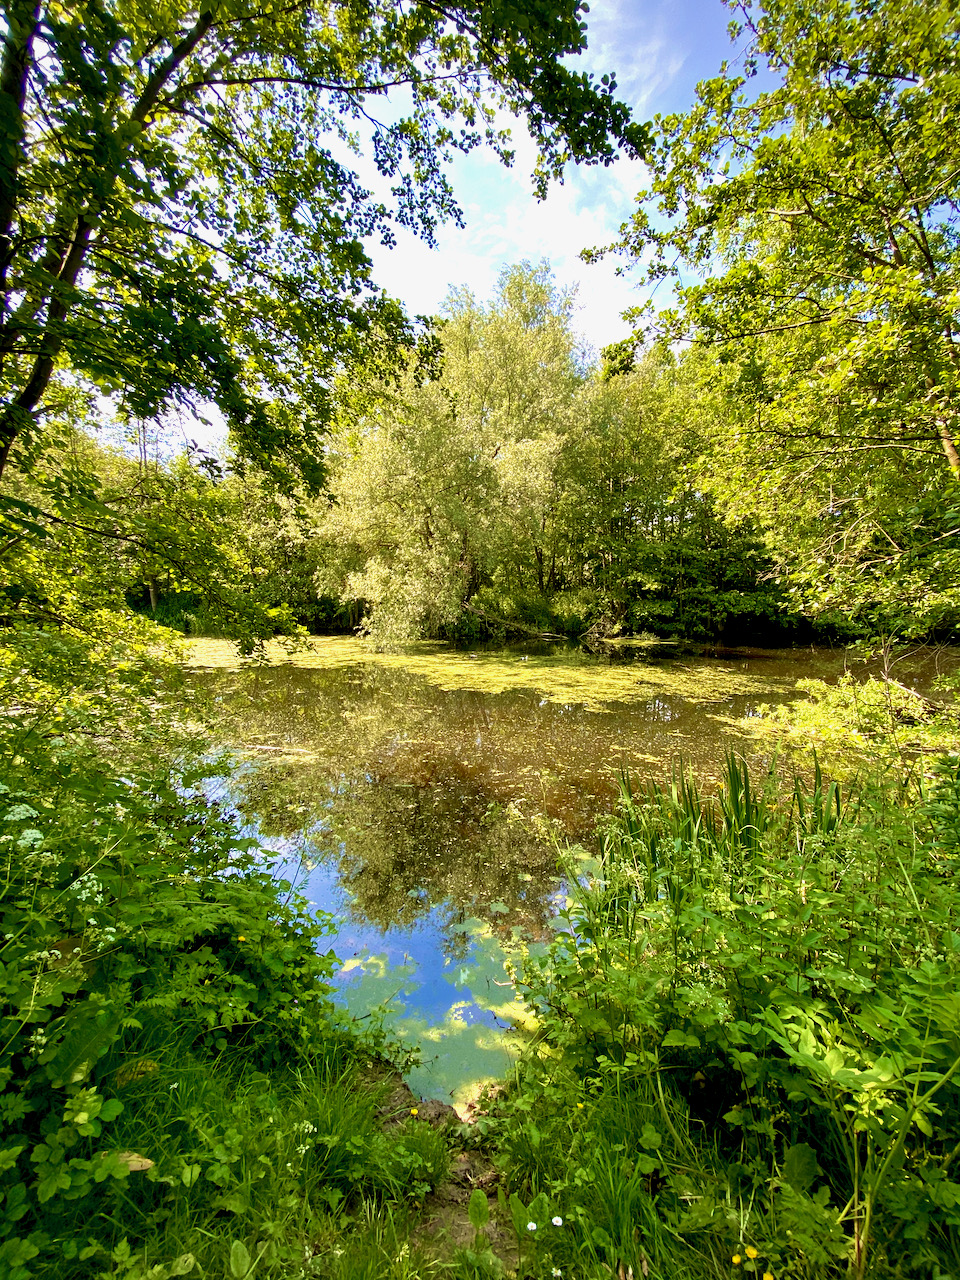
left=410, top=1107, right=419, bottom=1116
left=746, top=1248, right=759, bottom=1260
left=237, top=935, right=246, bottom=941
left=763, top=1273, right=774, bottom=1280
left=732, top=1256, right=742, bottom=1266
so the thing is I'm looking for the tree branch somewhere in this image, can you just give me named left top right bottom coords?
left=0, top=8, right=217, bottom=479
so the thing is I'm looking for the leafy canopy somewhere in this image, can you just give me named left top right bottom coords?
left=316, top=263, right=784, bottom=646
left=0, top=0, right=647, bottom=489
left=316, top=261, right=585, bottom=644
left=603, top=0, right=960, bottom=631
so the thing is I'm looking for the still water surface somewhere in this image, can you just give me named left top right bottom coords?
left=185, top=637, right=931, bottom=1101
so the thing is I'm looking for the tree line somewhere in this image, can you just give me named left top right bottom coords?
left=5, top=0, right=958, bottom=650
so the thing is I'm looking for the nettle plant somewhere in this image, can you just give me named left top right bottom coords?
left=0, top=714, right=339, bottom=1277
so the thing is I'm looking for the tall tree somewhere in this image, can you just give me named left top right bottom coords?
left=605, top=0, right=960, bottom=631
left=556, top=348, right=784, bottom=639
left=316, top=261, right=585, bottom=642
left=445, top=262, right=584, bottom=599
left=0, top=0, right=646, bottom=489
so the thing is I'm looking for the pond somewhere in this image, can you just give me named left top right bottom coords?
left=184, top=637, right=945, bottom=1104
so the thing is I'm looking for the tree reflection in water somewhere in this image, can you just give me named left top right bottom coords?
left=187, top=639, right=848, bottom=1099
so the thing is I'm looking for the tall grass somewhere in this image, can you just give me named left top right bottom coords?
left=24, top=1031, right=452, bottom=1278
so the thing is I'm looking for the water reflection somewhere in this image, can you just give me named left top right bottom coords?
left=189, top=639, right=913, bottom=1100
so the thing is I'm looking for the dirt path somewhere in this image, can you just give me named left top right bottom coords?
left=372, top=1068, right=519, bottom=1271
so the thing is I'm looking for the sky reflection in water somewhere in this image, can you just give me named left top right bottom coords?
left=221, top=805, right=552, bottom=1102
left=192, top=640, right=866, bottom=1101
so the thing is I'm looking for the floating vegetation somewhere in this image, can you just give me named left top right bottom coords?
left=185, top=636, right=785, bottom=711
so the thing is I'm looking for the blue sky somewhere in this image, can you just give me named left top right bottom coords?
left=365, top=0, right=748, bottom=356
left=165, top=0, right=751, bottom=453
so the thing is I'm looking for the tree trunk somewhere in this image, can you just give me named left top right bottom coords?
left=0, top=7, right=215, bottom=481
left=937, top=418, right=960, bottom=478
left=0, top=0, right=41, bottom=288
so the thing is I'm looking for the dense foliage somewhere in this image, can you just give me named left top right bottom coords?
left=314, top=264, right=791, bottom=646
left=0, top=0, right=645, bottom=490
left=606, top=0, right=960, bottom=636
left=0, top=595, right=467, bottom=1279
left=482, top=756, right=960, bottom=1279
left=0, top=0, right=649, bottom=651
left=7, top=266, right=790, bottom=651
left=0, top=3, right=658, bottom=1276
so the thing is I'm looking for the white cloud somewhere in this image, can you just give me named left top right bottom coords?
left=577, top=0, right=687, bottom=118
left=352, top=0, right=738, bottom=354
left=364, top=106, right=653, bottom=354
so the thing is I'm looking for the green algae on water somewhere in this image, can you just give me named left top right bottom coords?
left=185, top=636, right=783, bottom=711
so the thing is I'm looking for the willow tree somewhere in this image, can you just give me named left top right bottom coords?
left=317, top=261, right=585, bottom=643
left=0, top=0, right=646, bottom=490
left=605, top=0, right=960, bottom=631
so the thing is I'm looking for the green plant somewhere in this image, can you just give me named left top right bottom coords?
left=503, top=757, right=960, bottom=1278
left=496, top=1186, right=554, bottom=1278
left=450, top=1189, right=504, bottom=1278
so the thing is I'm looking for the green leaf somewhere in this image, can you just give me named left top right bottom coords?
left=0, top=1237, right=41, bottom=1268
left=44, top=1005, right=120, bottom=1088
left=0, top=1145, right=25, bottom=1172
left=229, top=1240, right=251, bottom=1279
left=662, top=1028, right=699, bottom=1048
left=468, top=1187, right=490, bottom=1232
left=639, top=1123, right=662, bottom=1149
left=36, top=1168, right=72, bottom=1203
left=782, top=1143, right=820, bottom=1194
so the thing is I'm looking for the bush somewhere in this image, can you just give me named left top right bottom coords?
left=0, top=745, right=347, bottom=1274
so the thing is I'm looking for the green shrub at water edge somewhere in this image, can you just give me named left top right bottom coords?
left=490, top=757, right=960, bottom=1279
left=0, top=621, right=451, bottom=1278
left=0, top=756, right=337, bottom=1274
